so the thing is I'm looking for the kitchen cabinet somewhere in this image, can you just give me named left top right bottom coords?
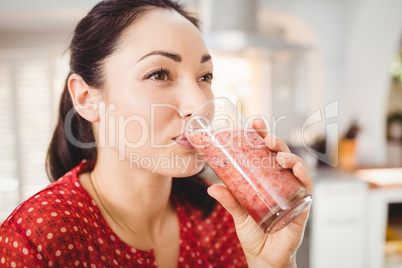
left=356, top=168, right=402, bottom=267
left=310, top=170, right=369, bottom=268
left=310, top=168, right=402, bottom=268
left=367, top=188, right=402, bottom=268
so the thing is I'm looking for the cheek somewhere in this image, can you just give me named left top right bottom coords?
left=96, top=96, right=151, bottom=150
left=120, top=116, right=150, bottom=145
left=151, top=105, right=183, bottom=142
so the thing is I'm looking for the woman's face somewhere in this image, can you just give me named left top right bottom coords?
left=97, top=8, right=214, bottom=177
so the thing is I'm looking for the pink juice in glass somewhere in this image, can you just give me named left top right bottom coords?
left=187, top=127, right=311, bottom=233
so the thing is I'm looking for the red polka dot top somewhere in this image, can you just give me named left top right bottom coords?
left=0, top=160, right=247, bottom=267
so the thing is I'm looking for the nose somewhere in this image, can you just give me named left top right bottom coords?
left=178, top=82, right=210, bottom=118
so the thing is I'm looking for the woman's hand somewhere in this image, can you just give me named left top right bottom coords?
left=207, top=117, right=313, bottom=268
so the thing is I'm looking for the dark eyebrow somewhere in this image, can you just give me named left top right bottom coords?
left=138, top=51, right=211, bottom=64
left=201, top=54, right=211, bottom=63
left=138, top=51, right=182, bottom=62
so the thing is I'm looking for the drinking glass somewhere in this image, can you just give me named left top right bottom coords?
left=185, top=97, right=312, bottom=233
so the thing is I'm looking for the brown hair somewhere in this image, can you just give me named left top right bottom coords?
left=46, top=0, right=215, bottom=216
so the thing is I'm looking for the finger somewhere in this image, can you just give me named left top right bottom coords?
left=264, top=134, right=291, bottom=153
left=207, top=184, right=249, bottom=225
left=251, top=116, right=268, bottom=139
left=276, top=152, right=313, bottom=193
left=294, top=162, right=313, bottom=193
left=276, top=152, right=307, bottom=170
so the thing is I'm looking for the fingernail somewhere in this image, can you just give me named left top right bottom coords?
left=269, top=134, right=280, bottom=145
left=276, top=157, right=286, bottom=168
left=297, top=162, right=306, bottom=172
left=207, top=186, right=217, bottom=199
left=277, top=152, right=291, bottom=159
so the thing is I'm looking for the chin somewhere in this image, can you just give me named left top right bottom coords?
left=154, top=159, right=205, bottom=178
left=173, top=164, right=204, bottom=178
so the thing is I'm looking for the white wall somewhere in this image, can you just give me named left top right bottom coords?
left=342, top=0, right=402, bottom=165
left=260, top=0, right=402, bottom=166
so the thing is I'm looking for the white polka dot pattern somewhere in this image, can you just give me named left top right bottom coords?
left=0, top=159, right=247, bottom=267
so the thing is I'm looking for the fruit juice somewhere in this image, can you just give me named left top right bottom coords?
left=187, top=128, right=311, bottom=233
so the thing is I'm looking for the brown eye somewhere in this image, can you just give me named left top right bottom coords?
left=150, top=72, right=167, bottom=80
left=198, top=73, right=213, bottom=83
left=144, top=68, right=171, bottom=81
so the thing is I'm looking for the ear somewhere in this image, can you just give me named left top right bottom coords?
left=68, top=74, right=101, bottom=122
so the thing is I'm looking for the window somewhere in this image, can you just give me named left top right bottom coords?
left=0, top=60, right=19, bottom=222
left=0, top=51, right=68, bottom=223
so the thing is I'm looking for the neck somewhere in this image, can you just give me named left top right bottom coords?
left=88, top=151, right=175, bottom=247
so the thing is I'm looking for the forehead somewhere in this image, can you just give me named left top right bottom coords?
left=115, top=8, right=208, bottom=58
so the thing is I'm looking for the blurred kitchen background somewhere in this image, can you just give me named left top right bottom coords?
left=0, top=0, right=401, bottom=267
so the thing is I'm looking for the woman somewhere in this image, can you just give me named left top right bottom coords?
left=0, top=0, right=313, bottom=267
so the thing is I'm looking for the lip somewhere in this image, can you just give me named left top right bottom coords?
left=173, top=134, right=194, bottom=149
